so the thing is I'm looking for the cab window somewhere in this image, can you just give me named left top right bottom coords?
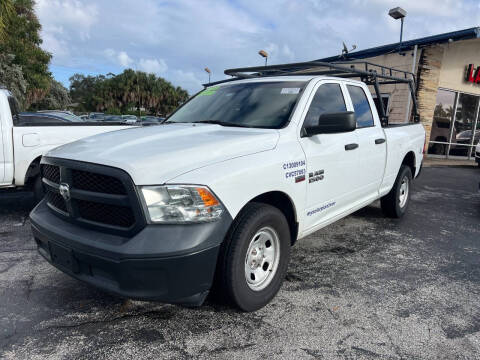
left=303, top=83, right=346, bottom=128
left=347, top=85, right=374, bottom=128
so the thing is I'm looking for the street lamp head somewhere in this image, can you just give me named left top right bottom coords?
left=204, top=67, right=211, bottom=74
left=389, top=7, right=407, bottom=20
left=258, top=50, right=268, bottom=58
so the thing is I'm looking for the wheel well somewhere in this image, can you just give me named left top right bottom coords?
left=402, top=151, right=416, bottom=177
left=250, top=191, right=299, bottom=245
left=24, top=156, right=42, bottom=188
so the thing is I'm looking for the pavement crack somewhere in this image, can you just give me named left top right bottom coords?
left=351, top=345, right=382, bottom=357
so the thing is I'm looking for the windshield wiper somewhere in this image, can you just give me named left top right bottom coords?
left=195, top=120, right=253, bottom=128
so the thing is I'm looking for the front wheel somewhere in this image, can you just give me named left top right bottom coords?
left=216, top=202, right=291, bottom=312
left=380, top=165, right=412, bottom=218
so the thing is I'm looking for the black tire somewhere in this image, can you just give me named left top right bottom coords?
left=216, top=202, right=291, bottom=312
left=380, top=165, right=412, bottom=218
left=33, top=175, right=45, bottom=204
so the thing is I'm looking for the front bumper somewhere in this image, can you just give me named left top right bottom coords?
left=30, top=200, right=232, bottom=305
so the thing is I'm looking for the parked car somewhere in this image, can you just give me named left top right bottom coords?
left=103, top=115, right=124, bottom=122
left=89, top=112, right=105, bottom=120
left=122, top=115, right=138, bottom=124
left=35, top=111, right=84, bottom=123
left=79, top=115, right=89, bottom=121
left=30, top=62, right=425, bottom=312
left=0, top=89, right=136, bottom=201
left=139, top=116, right=165, bottom=125
left=450, top=129, right=480, bottom=156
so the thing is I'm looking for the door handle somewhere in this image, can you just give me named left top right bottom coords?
left=344, top=143, right=359, bottom=151
left=375, top=138, right=386, bottom=144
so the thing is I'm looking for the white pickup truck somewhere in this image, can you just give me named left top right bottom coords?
left=0, top=89, right=132, bottom=200
left=30, top=61, right=425, bottom=312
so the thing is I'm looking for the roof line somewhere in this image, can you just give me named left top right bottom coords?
left=317, top=27, right=480, bottom=62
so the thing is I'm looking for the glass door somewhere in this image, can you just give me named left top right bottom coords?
left=428, top=89, right=456, bottom=156
left=428, top=89, right=480, bottom=159
left=448, top=93, right=479, bottom=157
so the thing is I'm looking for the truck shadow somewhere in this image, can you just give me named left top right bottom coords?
left=0, top=190, right=35, bottom=215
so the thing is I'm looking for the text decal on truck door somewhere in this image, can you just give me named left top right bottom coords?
left=283, top=160, right=306, bottom=182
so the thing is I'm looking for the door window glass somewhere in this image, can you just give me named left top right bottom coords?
left=303, top=83, right=346, bottom=128
left=347, top=85, right=374, bottom=128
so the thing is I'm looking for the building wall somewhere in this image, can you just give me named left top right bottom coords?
left=360, top=50, right=418, bottom=124
left=416, top=45, right=445, bottom=145
left=357, top=38, right=480, bottom=147
left=438, top=38, right=480, bottom=94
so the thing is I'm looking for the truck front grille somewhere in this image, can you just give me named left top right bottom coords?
left=40, top=159, right=145, bottom=236
left=44, top=190, right=67, bottom=213
left=42, top=164, right=60, bottom=184
left=77, top=199, right=135, bottom=228
left=72, top=169, right=127, bottom=195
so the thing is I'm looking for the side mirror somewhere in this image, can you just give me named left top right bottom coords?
left=304, top=111, right=356, bottom=136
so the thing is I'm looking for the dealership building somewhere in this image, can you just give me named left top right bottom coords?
left=318, top=27, right=480, bottom=159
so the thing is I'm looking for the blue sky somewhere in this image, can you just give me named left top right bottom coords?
left=35, top=0, right=480, bottom=94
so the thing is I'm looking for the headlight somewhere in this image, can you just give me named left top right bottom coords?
left=140, top=185, right=223, bottom=223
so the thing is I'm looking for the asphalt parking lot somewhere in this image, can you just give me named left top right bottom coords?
left=0, top=167, right=479, bottom=359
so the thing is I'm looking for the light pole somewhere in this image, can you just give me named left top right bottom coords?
left=204, top=67, right=211, bottom=84
left=389, top=7, right=407, bottom=53
left=258, top=50, right=268, bottom=66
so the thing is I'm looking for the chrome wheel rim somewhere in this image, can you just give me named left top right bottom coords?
left=398, top=176, right=409, bottom=208
left=245, top=226, right=280, bottom=291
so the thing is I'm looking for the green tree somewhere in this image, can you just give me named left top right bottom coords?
left=0, top=0, right=52, bottom=108
left=30, top=80, right=71, bottom=110
left=69, top=69, right=189, bottom=115
left=0, top=53, right=27, bottom=106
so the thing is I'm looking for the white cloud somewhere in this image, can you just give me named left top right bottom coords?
left=35, top=0, right=98, bottom=63
left=104, top=49, right=134, bottom=68
left=138, top=58, right=168, bottom=74
left=117, top=51, right=133, bottom=68
left=170, top=70, right=204, bottom=93
left=37, top=0, right=480, bottom=94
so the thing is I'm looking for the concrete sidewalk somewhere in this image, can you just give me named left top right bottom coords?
left=423, top=157, right=477, bottom=168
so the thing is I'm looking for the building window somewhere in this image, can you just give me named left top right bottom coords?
left=428, top=88, right=480, bottom=158
left=449, top=93, right=479, bottom=157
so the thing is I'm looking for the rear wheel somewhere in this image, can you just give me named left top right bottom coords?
left=216, top=202, right=291, bottom=312
left=381, top=165, right=412, bottom=218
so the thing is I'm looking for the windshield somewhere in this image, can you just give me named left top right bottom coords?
left=166, top=81, right=306, bottom=129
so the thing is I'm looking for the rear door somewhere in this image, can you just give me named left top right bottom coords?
left=345, top=83, right=386, bottom=199
left=299, top=81, right=361, bottom=230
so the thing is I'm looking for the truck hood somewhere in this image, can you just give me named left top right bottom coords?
left=47, top=123, right=279, bottom=184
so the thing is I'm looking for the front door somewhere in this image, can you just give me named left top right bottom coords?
left=299, top=81, right=360, bottom=230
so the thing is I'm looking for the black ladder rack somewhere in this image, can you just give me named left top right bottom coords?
left=206, top=61, right=420, bottom=126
